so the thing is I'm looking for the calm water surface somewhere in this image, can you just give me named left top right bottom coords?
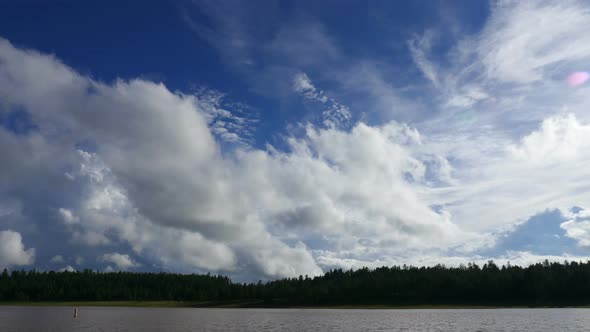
left=1, top=306, right=589, bottom=331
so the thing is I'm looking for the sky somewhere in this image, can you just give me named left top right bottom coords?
left=1, top=0, right=590, bottom=280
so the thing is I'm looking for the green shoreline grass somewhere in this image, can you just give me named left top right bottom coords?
left=1, top=301, right=590, bottom=309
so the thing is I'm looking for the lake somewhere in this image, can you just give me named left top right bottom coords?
left=1, top=307, right=589, bottom=331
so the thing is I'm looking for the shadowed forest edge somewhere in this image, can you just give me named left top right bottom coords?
left=1, top=260, right=590, bottom=307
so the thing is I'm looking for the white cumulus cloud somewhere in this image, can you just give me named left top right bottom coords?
left=100, top=253, right=140, bottom=270
left=0, top=230, right=35, bottom=268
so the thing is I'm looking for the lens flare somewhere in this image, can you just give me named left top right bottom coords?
left=567, top=71, right=589, bottom=86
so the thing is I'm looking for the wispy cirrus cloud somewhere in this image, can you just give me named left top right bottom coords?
left=408, top=30, right=440, bottom=88
left=405, top=0, right=590, bottom=243
left=292, top=72, right=352, bottom=129
left=194, top=88, right=258, bottom=146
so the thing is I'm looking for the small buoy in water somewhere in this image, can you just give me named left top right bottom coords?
left=74, top=308, right=78, bottom=318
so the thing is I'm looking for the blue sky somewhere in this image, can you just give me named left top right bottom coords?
left=1, top=0, right=590, bottom=280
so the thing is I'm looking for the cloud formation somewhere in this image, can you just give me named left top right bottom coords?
left=292, top=72, right=352, bottom=129
left=405, top=0, right=590, bottom=240
left=3, top=0, right=590, bottom=279
left=0, top=37, right=476, bottom=278
left=100, top=253, right=140, bottom=270
left=0, top=230, right=35, bottom=268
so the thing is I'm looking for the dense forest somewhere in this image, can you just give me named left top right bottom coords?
left=1, top=260, right=590, bottom=306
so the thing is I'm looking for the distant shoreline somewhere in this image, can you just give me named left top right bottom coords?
left=2, top=301, right=590, bottom=309
left=4, top=263, right=590, bottom=307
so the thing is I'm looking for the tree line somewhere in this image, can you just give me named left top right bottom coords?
left=1, top=260, right=590, bottom=306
